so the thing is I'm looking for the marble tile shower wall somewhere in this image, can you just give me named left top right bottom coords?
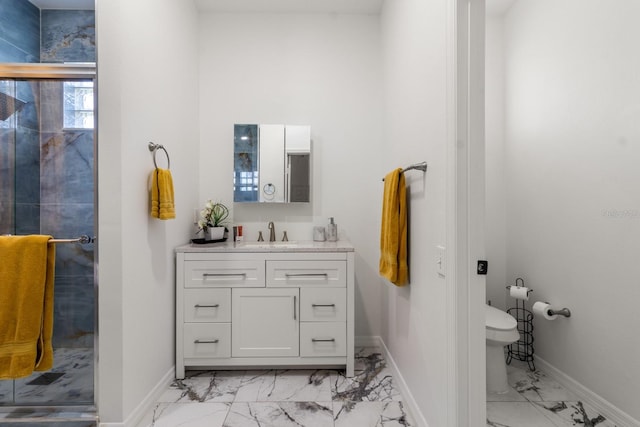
left=0, top=127, right=14, bottom=232
left=40, top=81, right=95, bottom=348
left=0, top=0, right=39, bottom=63
left=0, top=8, right=96, bottom=348
left=0, top=81, right=41, bottom=236
left=41, top=10, right=96, bottom=63
left=0, top=2, right=96, bottom=64
left=0, top=83, right=95, bottom=349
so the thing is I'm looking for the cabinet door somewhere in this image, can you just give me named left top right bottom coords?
left=232, top=288, right=299, bottom=357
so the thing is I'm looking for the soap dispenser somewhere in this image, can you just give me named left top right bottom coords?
left=327, top=217, right=338, bottom=242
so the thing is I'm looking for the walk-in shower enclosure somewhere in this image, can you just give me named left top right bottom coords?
left=0, top=1, right=96, bottom=424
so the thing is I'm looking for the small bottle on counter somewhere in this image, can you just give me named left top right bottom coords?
left=327, top=217, right=338, bottom=242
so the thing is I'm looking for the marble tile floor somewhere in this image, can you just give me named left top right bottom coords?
left=137, top=347, right=414, bottom=427
left=488, top=360, right=618, bottom=427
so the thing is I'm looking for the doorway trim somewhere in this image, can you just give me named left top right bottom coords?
left=448, top=0, right=486, bottom=425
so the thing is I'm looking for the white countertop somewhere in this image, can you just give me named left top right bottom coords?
left=175, top=240, right=354, bottom=253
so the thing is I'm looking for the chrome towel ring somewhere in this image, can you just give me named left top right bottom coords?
left=148, top=141, right=170, bottom=169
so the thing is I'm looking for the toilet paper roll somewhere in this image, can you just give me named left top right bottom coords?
left=533, top=301, right=557, bottom=320
left=509, top=286, right=530, bottom=301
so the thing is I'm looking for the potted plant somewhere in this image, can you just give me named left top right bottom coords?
left=198, top=200, right=230, bottom=241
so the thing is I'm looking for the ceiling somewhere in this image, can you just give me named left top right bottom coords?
left=194, top=0, right=383, bottom=14
left=28, top=0, right=94, bottom=10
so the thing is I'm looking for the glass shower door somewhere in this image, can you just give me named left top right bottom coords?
left=0, top=77, right=95, bottom=409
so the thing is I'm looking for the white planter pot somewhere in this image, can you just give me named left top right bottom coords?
left=208, top=226, right=225, bottom=241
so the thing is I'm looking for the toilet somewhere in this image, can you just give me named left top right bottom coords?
left=485, top=304, right=519, bottom=393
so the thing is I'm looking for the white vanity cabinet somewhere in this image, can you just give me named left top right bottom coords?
left=175, top=242, right=355, bottom=379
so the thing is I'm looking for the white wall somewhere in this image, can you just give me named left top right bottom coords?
left=97, top=0, right=200, bottom=423
left=488, top=0, right=640, bottom=420
left=197, top=12, right=385, bottom=338
left=485, top=12, right=507, bottom=310
left=379, top=0, right=450, bottom=425
left=96, top=1, right=459, bottom=424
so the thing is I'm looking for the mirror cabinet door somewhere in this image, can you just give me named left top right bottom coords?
left=285, top=125, right=311, bottom=203
left=258, top=124, right=286, bottom=202
left=234, top=124, right=311, bottom=203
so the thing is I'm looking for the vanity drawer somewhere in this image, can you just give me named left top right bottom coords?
left=300, top=288, right=346, bottom=322
left=266, top=260, right=346, bottom=287
left=300, top=322, right=346, bottom=357
left=184, top=260, right=265, bottom=288
left=184, top=289, right=231, bottom=323
left=183, top=323, right=231, bottom=358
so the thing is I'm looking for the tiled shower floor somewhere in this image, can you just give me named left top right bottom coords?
left=137, top=346, right=414, bottom=427
left=487, top=360, right=618, bottom=426
left=0, top=348, right=96, bottom=426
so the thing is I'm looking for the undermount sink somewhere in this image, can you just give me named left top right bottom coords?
left=239, top=241, right=299, bottom=248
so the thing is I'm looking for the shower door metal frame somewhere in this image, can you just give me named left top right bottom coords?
left=0, top=62, right=98, bottom=420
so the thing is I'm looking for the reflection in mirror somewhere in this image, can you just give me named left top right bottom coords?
left=233, top=124, right=259, bottom=202
left=285, top=126, right=311, bottom=202
left=233, top=124, right=311, bottom=203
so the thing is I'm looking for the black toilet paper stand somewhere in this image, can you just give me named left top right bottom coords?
left=506, top=278, right=536, bottom=371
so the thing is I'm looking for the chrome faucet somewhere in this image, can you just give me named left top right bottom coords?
left=268, top=221, right=276, bottom=242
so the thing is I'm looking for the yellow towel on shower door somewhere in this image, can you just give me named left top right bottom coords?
left=0, top=235, right=56, bottom=379
left=150, top=168, right=176, bottom=220
left=379, top=168, right=408, bottom=286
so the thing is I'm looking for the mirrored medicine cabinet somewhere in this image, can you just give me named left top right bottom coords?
left=233, top=124, right=311, bottom=203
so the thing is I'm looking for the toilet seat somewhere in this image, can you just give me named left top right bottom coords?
left=485, top=305, right=519, bottom=344
left=485, top=305, right=517, bottom=331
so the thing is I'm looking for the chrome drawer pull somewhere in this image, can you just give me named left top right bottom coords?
left=285, top=273, right=328, bottom=278
left=203, top=273, right=247, bottom=277
left=311, top=338, right=336, bottom=342
left=312, top=304, right=336, bottom=308
left=194, top=304, right=219, bottom=308
left=194, top=339, right=219, bottom=344
left=294, top=296, right=297, bottom=320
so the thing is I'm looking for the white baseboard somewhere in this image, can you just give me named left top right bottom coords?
left=99, top=367, right=174, bottom=427
left=535, top=356, right=640, bottom=427
left=356, top=335, right=429, bottom=427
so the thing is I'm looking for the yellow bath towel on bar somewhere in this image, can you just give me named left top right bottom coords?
left=379, top=168, right=408, bottom=286
left=150, top=168, right=176, bottom=220
left=0, top=235, right=56, bottom=379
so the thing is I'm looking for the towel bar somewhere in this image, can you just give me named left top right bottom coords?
left=382, top=161, right=427, bottom=181
left=2, top=234, right=93, bottom=244
left=49, top=235, right=93, bottom=244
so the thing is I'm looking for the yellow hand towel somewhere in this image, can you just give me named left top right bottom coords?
left=150, top=168, right=176, bottom=220
left=0, top=235, right=56, bottom=379
left=379, top=168, right=408, bottom=286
